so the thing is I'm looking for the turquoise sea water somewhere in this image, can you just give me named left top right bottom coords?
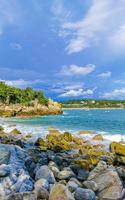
left=2, top=109, right=125, bottom=141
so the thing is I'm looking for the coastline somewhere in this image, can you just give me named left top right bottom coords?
left=63, top=107, right=125, bottom=110
left=0, top=125, right=125, bottom=199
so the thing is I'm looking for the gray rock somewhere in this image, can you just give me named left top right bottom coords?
left=35, top=187, right=49, bottom=199
left=57, top=167, right=75, bottom=180
left=39, top=152, right=48, bottom=165
left=6, top=192, right=37, bottom=200
left=87, top=161, right=124, bottom=200
left=74, top=188, right=96, bottom=200
left=49, top=183, right=75, bottom=200
left=83, top=181, right=98, bottom=192
left=77, top=169, right=89, bottom=181
left=35, top=165, right=55, bottom=184
left=47, top=150, right=55, bottom=161
left=69, top=178, right=82, bottom=187
left=34, top=178, right=50, bottom=191
left=67, top=180, right=79, bottom=192
left=0, top=146, right=10, bottom=165
left=48, top=161, right=60, bottom=178
left=0, top=164, right=10, bottom=177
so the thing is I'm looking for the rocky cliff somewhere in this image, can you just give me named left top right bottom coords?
left=0, top=99, right=62, bottom=117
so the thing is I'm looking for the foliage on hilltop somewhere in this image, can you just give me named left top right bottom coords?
left=62, top=99, right=125, bottom=108
left=0, top=82, right=48, bottom=105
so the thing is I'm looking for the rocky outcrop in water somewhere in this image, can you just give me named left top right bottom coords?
left=0, top=99, right=62, bottom=117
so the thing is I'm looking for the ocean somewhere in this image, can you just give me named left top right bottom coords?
left=1, top=108, right=125, bottom=142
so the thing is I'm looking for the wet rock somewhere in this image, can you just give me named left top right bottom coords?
left=0, top=164, right=10, bottom=177
left=87, top=161, right=124, bottom=200
left=35, top=165, right=55, bottom=184
left=49, top=183, right=75, bottom=200
left=57, top=167, right=75, bottom=180
left=0, top=145, right=10, bottom=165
left=83, top=181, right=98, bottom=192
left=74, top=187, right=96, bottom=200
left=77, top=169, right=89, bottom=181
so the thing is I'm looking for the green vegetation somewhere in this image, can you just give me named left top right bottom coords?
left=0, top=82, right=48, bottom=105
left=62, top=99, right=125, bottom=108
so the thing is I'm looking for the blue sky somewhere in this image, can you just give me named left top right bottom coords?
left=0, top=0, right=125, bottom=100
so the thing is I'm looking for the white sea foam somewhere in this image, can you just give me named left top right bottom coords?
left=0, top=118, right=125, bottom=142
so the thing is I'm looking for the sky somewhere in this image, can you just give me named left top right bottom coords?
left=0, top=0, right=125, bottom=100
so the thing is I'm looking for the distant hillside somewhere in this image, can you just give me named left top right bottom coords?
left=0, top=81, right=48, bottom=105
left=62, top=99, right=125, bottom=108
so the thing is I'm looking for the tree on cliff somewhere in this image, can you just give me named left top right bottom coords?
left=0, top=82, right=48, bottom=105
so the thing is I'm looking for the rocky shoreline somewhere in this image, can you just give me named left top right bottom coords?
left=0, top=126, right=125, bottom=199
left=0, top=99, right=62, bottom=117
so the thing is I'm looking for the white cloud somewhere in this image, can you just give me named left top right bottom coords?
left=0, top=79, right=44, bottom=88
left=101, top=88, right=125, bottom=99
left=54, top=0, right=125, bottom=54
left=59, top=64, right=96, bottom=76
left=98, top=71, right=112, bottom=78
left=114, top=80, right=125, bottom=84
left=10, top=43, right=22, bottom=50
left=59, top=88, right=94, bottom=97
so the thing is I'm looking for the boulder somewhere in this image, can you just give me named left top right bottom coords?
left=34, top=178, right=50, bottom=191
left=74, top=188, right=96, bottom=200
left=83, top=181, right=98, bottom=192
left=35, top=187, right=49, bottom=199
left=57, top=167, right=75, bottom=180
left=77, top=169, right=89, bottom=181
left=87, top=161, right=124, bottom=200
left=48, top=161, right=60, bottom=178
left=67, top=180, right=79, bottom=192
left=49, top=183, right=75, bottom=200
left=35, top=165, right=55, bottom=184
left=92, top=134, right=103, bottom=141
left=110, top=142, right=125, bottom=156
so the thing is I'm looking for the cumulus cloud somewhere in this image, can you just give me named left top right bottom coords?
left=54, top=0, right=125, bottom=54
left=59, top=88, right=94, bottom=97
left=98, top=71, right=112, bottom=78
left=0, top=79, right=44, bottom=88
left=59, top=64, right=96, bottom=76
left=101, top=88, right=125, bottom=99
